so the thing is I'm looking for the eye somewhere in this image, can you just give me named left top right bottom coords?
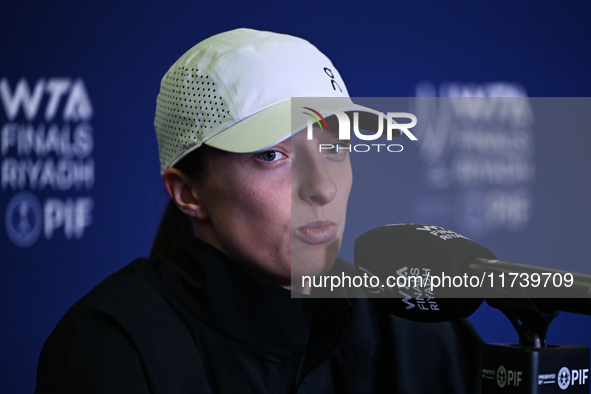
left=258, top=150, right=284, bottom=162
left=326, top=143, right=349, bottom=155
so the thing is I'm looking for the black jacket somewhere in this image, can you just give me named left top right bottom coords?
left=36, top=236, right=482, bottom=393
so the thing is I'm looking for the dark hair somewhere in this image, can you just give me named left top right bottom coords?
left=149, top=146, right=210, bottom=261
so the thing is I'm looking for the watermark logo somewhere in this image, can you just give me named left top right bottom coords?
left=302, top=107, right=329, bottom=131
left=303, top=107, right=418, bottom=153
left=304, top=107, right=417, bottom=141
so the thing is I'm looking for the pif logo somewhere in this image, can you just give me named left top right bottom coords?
left=558, top=367, right=589, bottom=390
left=496, top=365, right=522, bottom=388
left=303, top=107, right=418, bottom=153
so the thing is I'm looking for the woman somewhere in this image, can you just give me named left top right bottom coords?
left=36, top=28, right=481, bottom=393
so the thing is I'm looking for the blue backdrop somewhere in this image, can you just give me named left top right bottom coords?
left=2, top=1, right=591, bottom=392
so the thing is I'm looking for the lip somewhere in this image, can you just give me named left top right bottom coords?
left=296, top=220, right=338, bottom=244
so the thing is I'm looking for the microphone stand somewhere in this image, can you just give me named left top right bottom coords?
left=481, top=298, right=589, bottom=393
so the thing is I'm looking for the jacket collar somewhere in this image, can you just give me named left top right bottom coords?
left=157, top=236, right=351, bottom=359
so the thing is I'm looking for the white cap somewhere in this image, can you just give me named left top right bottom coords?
left=154, top=28, right=351, bottom=175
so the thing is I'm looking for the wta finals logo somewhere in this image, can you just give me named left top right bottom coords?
left=412, top=82, right=535, bottom=238
left=1, top=77, right=95, bottom=247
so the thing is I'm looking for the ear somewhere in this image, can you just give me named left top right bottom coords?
left=162, top=168, right=209, bottom=220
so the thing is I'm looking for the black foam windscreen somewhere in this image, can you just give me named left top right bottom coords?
left=354, top=224, right=496, bottom=322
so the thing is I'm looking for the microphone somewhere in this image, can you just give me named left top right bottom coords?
left=354, top=224, right=591, bottom=323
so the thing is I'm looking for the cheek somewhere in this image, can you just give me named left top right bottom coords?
left=240, top=171, right=291, bottom=221
left=211, top=171, right=292, bottom=256
left=223, top=175, right=293, bottom=282
left=253, top=178, right=292, bottom=250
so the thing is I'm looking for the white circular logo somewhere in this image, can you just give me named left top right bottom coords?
left=497, top=365, right=507, bottom=388
left=5, top=191, right=42, bottom=248
left=558, top=367, right=571, bottom=390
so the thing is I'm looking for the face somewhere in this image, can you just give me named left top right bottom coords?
left=193, top=125, right=352, bottom=288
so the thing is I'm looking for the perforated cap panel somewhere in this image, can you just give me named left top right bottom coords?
left=155, top=65, right=232, bottom=173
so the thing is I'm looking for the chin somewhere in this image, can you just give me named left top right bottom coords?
left=291, top=241, right=340, bottom=277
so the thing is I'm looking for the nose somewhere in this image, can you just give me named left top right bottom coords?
left=296, top=152, right=337, bottom=206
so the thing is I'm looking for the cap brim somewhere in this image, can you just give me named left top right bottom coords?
left=204, top=98, right=383, bottom=153
left=204, top=100, right=292, bottom=153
